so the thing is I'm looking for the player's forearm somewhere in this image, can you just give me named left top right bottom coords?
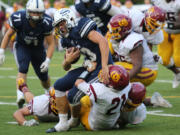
left=62, top=59, right=71, bottom=71
left=46, top=42, right=55, bottom=59
left=13, top=110, right=27, bottom=125
left=129, top=64, right=142, bottom=79
left=0, top=33, right=11, bottom=49
left=99, top=39, right=109, bottom=68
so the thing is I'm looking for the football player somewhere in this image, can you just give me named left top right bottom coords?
left=117, top=82, right=147, bottom=128
left=152, top=0, right=180, bottom=88
left=46, top=8, right=113, bottom=133
left=107, top=6, right=166, bottom=51
left=76, top=65, right=130, bottom=130
left=13, top=78, right=58, bottom=126
left=107, top=14, right=172, bottom=108
left=73, top=0, right=123, bottom=35
left=0, top=0, right=55, bottom=108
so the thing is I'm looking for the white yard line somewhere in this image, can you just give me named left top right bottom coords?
left=0, top=67, right=14, bottom=70
left=147, top=110, right=180, bottom=117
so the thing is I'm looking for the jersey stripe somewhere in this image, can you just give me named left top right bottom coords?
left=80, top=20, right=95, bottom=37
left=90, top=84, right=97, bottom=102
left=100, top=0, right=111, bottom=11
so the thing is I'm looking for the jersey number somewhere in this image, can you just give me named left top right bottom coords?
left=166, top=12, right=176, bottom=29
left=106, top=94, right=126, bottom=115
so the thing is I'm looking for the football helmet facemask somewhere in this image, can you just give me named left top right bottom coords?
left=53, top=8, right=76, bottom=38
left=108, top=14, right=132, bottom=40
left=145, top=6, right=166, bottom=34
left=26, top=0, right=45, bottom=23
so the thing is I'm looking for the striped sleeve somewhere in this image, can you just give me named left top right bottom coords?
left=79, top=18, right=97, bottom=38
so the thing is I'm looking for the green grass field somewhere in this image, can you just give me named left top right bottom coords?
left=0, top=50, right=180, bottom=135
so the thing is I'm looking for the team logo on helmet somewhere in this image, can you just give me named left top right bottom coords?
left=110, top=71, right=121, bottom=83
left=118, top=18, right=128, bottom=27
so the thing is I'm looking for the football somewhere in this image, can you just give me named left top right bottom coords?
left=65, top=47, right=81, bottom=64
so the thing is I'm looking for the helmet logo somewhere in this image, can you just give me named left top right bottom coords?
left=110, top=71, right=120, bottom=82
left=147, top=7, right=155, bottom=14
left=118, top=18, right=128, bottom=27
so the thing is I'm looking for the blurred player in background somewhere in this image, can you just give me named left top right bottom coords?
left=13, top=78, right=58, bottom=126
left=74, top=0, right=123, bottom=36
left=107, top=14, right=172, bottom=108
left=152, top=0, right=180, bottom=88
left=0, top=0, right=55, bottom=108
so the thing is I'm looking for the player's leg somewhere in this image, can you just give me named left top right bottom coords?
left=31, top=48, right=50, bottom=93
left=67, top=68, right=99, bottom=128
left=115, top=62, right=172, bottom=107
left=172, top=33, right=180, bottom=88
left=13, top=43, right=31, bottom=108
left=158, top=31, right=173, bottom=67
left=46, top=67, right=85, bottom=132
left=79, top=96, right=92, bottom=130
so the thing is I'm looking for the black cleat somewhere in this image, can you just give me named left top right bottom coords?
left=46, top=127, right=57, bottom=133
left=17, top=98, right=25, bottom=109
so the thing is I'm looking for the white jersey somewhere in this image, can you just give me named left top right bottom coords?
left=120, top=103, right=146, bottom=125
left=111, top=32, right=158, bottom=70
left=27, top=94, right=57, bottom=118
left=124, top=8, right=164, bottom=45
left=152, top=0, right=180, bottom=34
left=77, top=82, right=131, bottom=130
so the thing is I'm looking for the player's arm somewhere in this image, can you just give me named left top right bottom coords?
left=129, top=44, right=143, bottom=79
left=0, top=27, right=15, bottom=49
left=87, top=30, right=110, bottom=83
left=13, top=107, right=31, bottom=125
left=107, top=5, right=124, bottom=16
left=45, top=34, right=55, bottom=59
left=62, top=48, right=80, bottom=71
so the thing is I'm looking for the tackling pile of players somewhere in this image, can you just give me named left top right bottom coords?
left=0, top=0, right=179, bottom=132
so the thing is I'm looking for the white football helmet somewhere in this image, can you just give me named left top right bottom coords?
left=26, top=0, right=45, bottom=22
left=53, top=8, right=76, bottom=38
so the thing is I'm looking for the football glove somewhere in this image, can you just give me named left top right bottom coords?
left=23, top=119, right=39, bottom=126
left=40, top=57, right=50, bottom=73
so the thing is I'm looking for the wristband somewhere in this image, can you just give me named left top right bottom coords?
left=77, top=70, right=90, bottom=80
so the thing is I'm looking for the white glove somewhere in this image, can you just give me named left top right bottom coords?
left=23, top=119, right=39, bottom=126
left=40, top=57, right=50, bottom=73
left=0, top=48, right=5, bottom=66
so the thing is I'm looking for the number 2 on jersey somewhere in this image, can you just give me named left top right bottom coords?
left=106, top=94, right=126, bottom=115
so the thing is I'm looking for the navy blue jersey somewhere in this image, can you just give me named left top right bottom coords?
left=75, top=0, right=112, bottom=35
left=9, top=10, right=53, bottom=48
left=61, top=17, right=113, bottom=67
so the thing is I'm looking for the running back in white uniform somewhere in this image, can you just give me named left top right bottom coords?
left=152, top=0, right=180, bottom=34
left=77, top=82, right=131, bottom=130
left=111, top=31, right=158, bottom=70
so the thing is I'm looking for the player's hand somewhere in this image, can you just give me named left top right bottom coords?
left=40, top=57, right=51, bottom=73
left=23, top=119, right=39, bottom=126
left=101, top=65, right=110, bottom=84
left=0, top=48, right=5, bottom=66
left=65, top=47, right=80, bottom=64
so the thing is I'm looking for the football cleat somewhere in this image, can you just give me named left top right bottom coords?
left=46, top=127, right=57, bottom=133
left=16, top=90, right=25, bottom=109
left=151, top=92, right=172, bottom=108
left=172, top=73, right=180, bottom=88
